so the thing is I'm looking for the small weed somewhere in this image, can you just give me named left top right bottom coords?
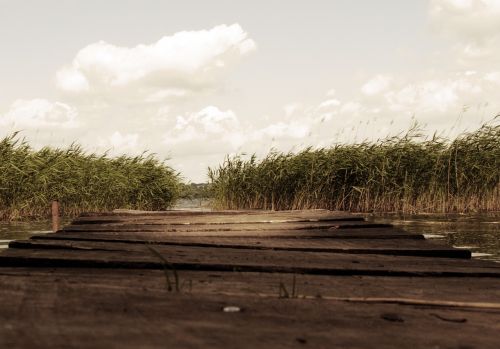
left=146, top=245, right=183, bottom=293
left=278, top=274, right=298, bottom=298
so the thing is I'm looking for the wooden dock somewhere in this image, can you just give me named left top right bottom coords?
left=0, top=209, right=499, bottom=348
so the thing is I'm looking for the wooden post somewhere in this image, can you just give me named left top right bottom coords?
left=51, top=200, right=60, bottom=232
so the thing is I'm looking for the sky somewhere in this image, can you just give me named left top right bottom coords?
left=1, top=0, right=499, bottom=182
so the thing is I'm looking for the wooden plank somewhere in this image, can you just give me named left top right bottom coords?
left=2, top=241, right=498, bottom=276
left=78, top=208, right=343, bottom=218
left=72, top=213, right=363, bottom=225
left=0, top=268, right=498, bottom=348
left=57, top=227, right=423, bottom=239
left=63, top=221, right=393, bottom=232
left=1, top=268, right=499, bottom=304
left=30, top=234, right=470, bottom=258
left=74, top=209, right=352, bottom=224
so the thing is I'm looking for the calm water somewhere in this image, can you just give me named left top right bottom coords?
left=1, top=212, right=499, bottom=263
left=0, top=220, right=53, bottom=249
left=367, top=213, right=500, bottom=263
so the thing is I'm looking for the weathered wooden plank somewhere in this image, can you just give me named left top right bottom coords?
left=58, top=226, right=423, bottom=239
left=63, top=221, right=393, bottom=232
left=79, top=208, right=343, bottom=218
left=2, top=268, right=499, bottom=304
left=75, top=209, right=352, bottom=225
left=72, top=213, right=363, bottom=225
left=60, top=228, right=424, bottom=239
left=30, top=234, right=470, bottom=258
left=0, top=269, right=498, bottom=349
left=79, top=209, right=255, bottom=217
left=2, top=241, right=498, bottom=276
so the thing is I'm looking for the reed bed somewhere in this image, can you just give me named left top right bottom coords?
left=0, top=133, right=181, bottom=220
left=209, top=123, right=500, bottom=213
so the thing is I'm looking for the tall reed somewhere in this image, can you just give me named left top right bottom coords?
left=208, top=122, right=500, bottom=213
left=0, top=133, right=181, bottom=220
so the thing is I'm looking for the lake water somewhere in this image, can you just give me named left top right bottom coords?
left=0, top=220, right=61, bottom=249
left=1, top=211, right=499, bottom=263
left=367, top=213, right=500, bottom=263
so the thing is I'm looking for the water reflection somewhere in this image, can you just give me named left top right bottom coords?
left=367, top=213, right=500, bottom=263
left=0, top=220, right=58, bottom=249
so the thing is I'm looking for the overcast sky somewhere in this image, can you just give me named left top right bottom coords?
left=1, top=0, right=499, bottom=182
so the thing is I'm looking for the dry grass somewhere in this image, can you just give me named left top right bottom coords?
left=208, top=122, right=500, bottom=213
left=0, top=133, right=180, bottom=220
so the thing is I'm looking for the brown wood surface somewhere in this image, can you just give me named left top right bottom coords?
left=2, top=240, right=497, bottom=276
left=0, top=209, right=499, bottom=348
left=63, top=221, right=393, bottom=232
left=30, top=232, right=470, bottom=258
left=0, top=268, right=499, bottom=349
left=79, top=209, right=346, bottom=217
left=2, top=268, right=499, bottom=303
left=59, top=226, right=425, bottom=239
left=72, top=211, right=363, bottom=225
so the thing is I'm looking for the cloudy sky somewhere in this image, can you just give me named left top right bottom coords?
left=1, top=0, right=499, bottom=182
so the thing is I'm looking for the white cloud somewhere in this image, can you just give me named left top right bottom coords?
left=98, top=131, right=139, bottom=153
left=253, top=121, right=310, bottom=140
left=361, top=75, right=392, bottom=96
left=283, top=103, right=301, bottom=117
left=163, top=106, right=244, bottom=155
left=340, top=101, right=364, bottom=114
left=144, top=88, right=188, bottom=103
left=430, top=0, right=500, bottom=38
left=385, top=75, right=483, bottom=113
left=0, top=99, right=79, bottom=129
left=317, top=99, right=341, bottom=109
left=484, top=71, right=500, bottom=84
left=56, top=24, right=256, bottom=101
left=160, top=104, right=318, bottom=178
left=55, top=67, right=89, bottom=92
left=268, top=70, right=499, bottom=149
left=174, top=105, right=239, bottom=134
left=326, top=88, right=336, bottom=97
left=430, top=0, right=500, bottom=66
